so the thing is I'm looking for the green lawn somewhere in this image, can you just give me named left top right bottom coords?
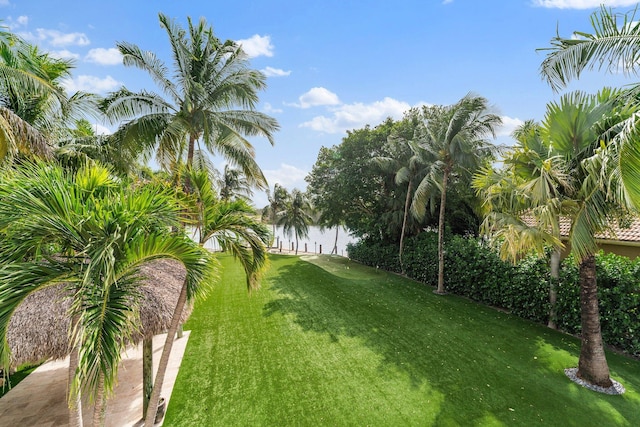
left=164, top=254, right=640, bottom=426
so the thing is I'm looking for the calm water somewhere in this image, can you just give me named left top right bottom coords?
left=192, top=225, right=357, bottom=257
left=270, top=225, right=356, bottom=256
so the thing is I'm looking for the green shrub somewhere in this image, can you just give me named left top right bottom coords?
left=349, top=234, right=640, bottom=357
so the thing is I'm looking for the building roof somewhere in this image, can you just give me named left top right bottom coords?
left=521, top=215, right=640, bottom=244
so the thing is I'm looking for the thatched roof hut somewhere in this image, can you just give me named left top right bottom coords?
left=6, top=259, right=190, bottom=368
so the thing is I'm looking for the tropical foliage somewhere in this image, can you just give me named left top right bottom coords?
left=101, top=13, right=279, bottom=185
left=0, top=163, right=216, bottom=426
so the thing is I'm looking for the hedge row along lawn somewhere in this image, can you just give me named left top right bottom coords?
left=165, top=254, right=640, bottom=426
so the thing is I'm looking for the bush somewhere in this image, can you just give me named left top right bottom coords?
left=349, top=233, right=640, bottom=357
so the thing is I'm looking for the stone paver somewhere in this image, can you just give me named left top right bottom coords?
left=0, top=331, right=190, bottom=426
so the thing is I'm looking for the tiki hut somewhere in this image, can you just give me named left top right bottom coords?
left=6, top=258, right=190, bottom=368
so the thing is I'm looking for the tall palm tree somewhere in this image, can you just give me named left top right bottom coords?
left=374, top=132, right=432, bottom=270
left=0, top=163, right=216, bottom=426
left=101, top=13, right=279, bottom=185
left=264, top=183, right=289, bottom=246
left=475, top=89, right=636, bottom=389
left=277, top=189, right=312, bottom=255
left=412, top=94, right=501, bottom=294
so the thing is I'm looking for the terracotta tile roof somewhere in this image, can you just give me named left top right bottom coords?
left=521, top=215, right=640, bottom=243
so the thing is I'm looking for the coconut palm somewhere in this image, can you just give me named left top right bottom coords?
left=263, top=183, right=289, bottom=246
left=277, top=189, right=312, bottom=255
left=412, top=94, right=501, bottom=294
left=0, top=37, right=99, bottom=162
left=217, top=164, right=254, bottom=201
left=475, top=89, right=637, bottom=389
left=0, top=163, right=216, bottom=426
left=101, top=13, right=279, bottom=185
left=374, top=132, right=433, bottom=270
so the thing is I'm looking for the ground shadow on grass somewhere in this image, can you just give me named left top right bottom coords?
left=262, top=255, right=640, bottom=426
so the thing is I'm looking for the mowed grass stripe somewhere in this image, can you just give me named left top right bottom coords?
left=164, top=254, right=640, bottom=426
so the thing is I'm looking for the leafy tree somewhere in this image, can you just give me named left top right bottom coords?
left=101, top=13, right=279, bottom=186
left=277, top=189, right=312, bottom=255
left=306, top=118, right=403, bottom=242
left=0, top=163, right=215, bottom=426
left=413, top=94, right=501, bottom=294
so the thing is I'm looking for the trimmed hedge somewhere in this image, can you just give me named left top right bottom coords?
left=347, top=232, right=640, bottom=357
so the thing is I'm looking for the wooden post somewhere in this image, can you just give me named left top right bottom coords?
left=142, top=337, right=153, bottom=418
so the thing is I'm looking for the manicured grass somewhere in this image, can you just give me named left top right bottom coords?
left=165, top=254, right=640, bottom=426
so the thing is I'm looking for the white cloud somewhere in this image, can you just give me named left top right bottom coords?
left=497, top=116, right=525, bottom=137
left=49, top=49, right=81, bottom=60
left=442, top=0, right=454, bottom=4
left=236, top=34, right=274, bottom=58
left=0, top=0, right=10, bottom=6
left=301, top=97, right=412, bottom=134
left=6, top=15, right=28, bottom=29
left=533, top=0, right=638, bottom=8
left=262, top=66, right=291, bottom=77
left=296, top=87, right=340, bottom=109
left=264, top=163, right=308, bottom=188
left=85, top=48, right=123, bottom=65
left=62, top=75, right=121, bottom=94
left=263, top=102, right=283, bottom=114
left=22, top=28, right=90, bottom=47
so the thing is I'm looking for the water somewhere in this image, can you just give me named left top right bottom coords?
left=269, top=225, right=356, bottom=256
left=192, top=225, right=357, bottom=257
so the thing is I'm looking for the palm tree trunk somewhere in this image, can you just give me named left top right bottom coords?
left=399, top=180, right=412, bottom=273
left=332, top=226, right=339, bottom=255
left=295, top=235, right=298, bottom=255
left=92, top=371, right=107, bottom=427
left=143, top=277, right=189, bottom=427
left=548, top=249, right=561, bottom=329
left=436, top=170, right=449, bottom=294
left=577, top=255, right=612, bottom=388
left=142, top=337, right=153, bottom=418
left=68, top=314, right=83, bottom=427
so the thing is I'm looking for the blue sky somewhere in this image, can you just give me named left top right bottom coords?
left=3, top=0, right=640, bottom=207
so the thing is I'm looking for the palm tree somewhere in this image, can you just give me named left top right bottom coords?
left=101, top=13, right=279, bottom=185
left=142, top=169, right=270, bottom=426
left=539, top=5, right=640, bottom=92
left=217, top=164, right=254, bottom=201
left=189, top=169, right=269, bottom=288
left=539, top=5, right=640, bottom=210
left=263, top=184, right=289, bottom=247
left=277, top=189, right=312, bottom=255
left=475, top=89, right=636, bottom=389
left=412, top=94, right=501, bottom=294
left=374, top=131, right=432, bottom=270
left=0, top=35, right=100, bottom=162
left=473, top=120, right=570, bottom=328
left=0, top=163, right=216, bottom=426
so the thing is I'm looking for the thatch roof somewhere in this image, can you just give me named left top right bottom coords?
left=6, top=259, right=190, bottom=368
